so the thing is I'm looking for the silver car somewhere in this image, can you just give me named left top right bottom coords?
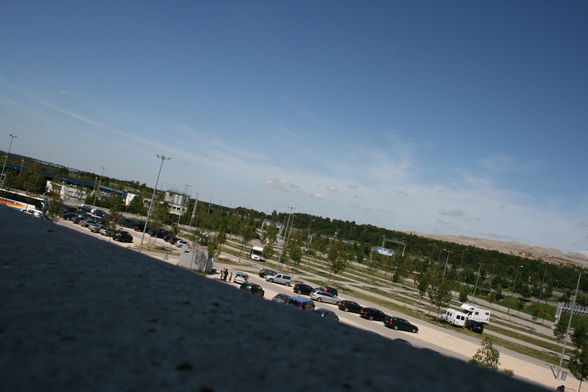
left=234, top=272, right=248, bottom=285
left=310, top=290, right=339, bottom=305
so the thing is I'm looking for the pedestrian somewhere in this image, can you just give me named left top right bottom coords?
left=224, top=269, right=229, bottom=281
left=228, top=272, right=233, bottom=282
left=220, top=269, right=225, bottom=280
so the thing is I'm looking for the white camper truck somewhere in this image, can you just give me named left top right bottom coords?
left=460, top=303, right=491, bottom=324
left=250, top=246, right=264, bottom=261
left=442, top=308, right=469, bottom=327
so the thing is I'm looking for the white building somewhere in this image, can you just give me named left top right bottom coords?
left=46, top=181, right=89, bottom=203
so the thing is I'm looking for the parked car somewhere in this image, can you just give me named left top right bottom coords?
left=293, top=283, right=314, bottom=295
left=265, top=273, right=292, bottom=286
left=113, top=231, right=133, bottom=243
left=100, top=226, right=116, bottom=237
left=310, top=290, right=339, bottom=304
left=240, top=283, right=264, bottom=297
left=315, top=286, right=339, bottom=297
left=337, top=300, right=363, bottom=313
left=385, top=317, right=419, bottom=333
left=272, top=293, right=291, bottom=304
left=259, top=268, right=278, bottom=278
left=119, top=217, right=138, bottom=229
left=314, top=308, right=339, bottom=321
left=91, top=208, right=107, bottom=217
left=80, top=217, right=100, bottom=228
left=394, top=338, right=412, bottom=347
left=360, top=307, right=387, bottom=321
left=89, top=223, right=105, bottom=233
left=176, top=239, right=188, bottom=247
left=155, top=229, right=171, bottom=238
left=234, top=272, right=248, bottom=285
left=63, top=212, right=78, bottom=220
left=465, top=319, right=484, bottom=334
left=286, top=296, right=315, bottom=311
left=72, top=213, right=90, bottom=224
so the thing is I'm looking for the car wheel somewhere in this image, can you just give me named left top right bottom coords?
left=268, top=279, right=273, bottom=283
left=412, top=328, right=417, bottom=333
left=394, top=325, right=399, bottom=330
left=287, top=282, right=291, bottom=287
left=318, top=298, right=323, bottom=302
left=294, top=289, right=299, bottom=294
left=369, top=316, right=374, bottom=321
left=344, top=307, right=349, bottom=312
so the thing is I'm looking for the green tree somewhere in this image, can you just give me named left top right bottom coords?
left=459, top=286, right=469, bottom=303
left=569, top=343, right=588, bottom=392
left=46, top=192, right=64, bottom=219
left=128, top=195, right=147, bottom=216
left=263, top=240, right=275, bottom=261
left=554, top=313, right=571, bottom=344
left=328, top=241, right=349, bottom=279
left=417, top=271, right=430, bottom=299
left=238, top=221, right=257, bottom=262
left=470, top=337, right=500, bottom=370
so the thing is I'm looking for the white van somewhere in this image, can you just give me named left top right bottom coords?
left=442, top=308, right=469, bottom=327
left=460, top=303, right=491, bottom=324
left=250, top=246, right=264, bottom=261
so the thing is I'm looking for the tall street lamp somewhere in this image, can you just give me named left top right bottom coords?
left=139, top=154, right=171, bottom=253
left=557, top=271, right=582, bottom=380
left=278, top=206, right=294, bottom=263
left=93, top=166, right=105, bottom=206
left=507, top=265, right=523, bottom=314
left=0, top=134, right=18, bottom=187
left=442, top=249, right=452, bottom=281
left=178, top=184, right=191, bottom=224
left=472, top=263, right=482, bottom=298
left=189, top=192, right=199, bottom=227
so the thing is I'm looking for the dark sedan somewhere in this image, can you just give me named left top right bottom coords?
left=360, top=307, right=387, bottom=321
left=337, top=300, right=363, bottom=313
left=384, top=317, right=419, bottom=333
left=113, top=231, right=133, bottom=243
left=465, top=319, right=484, bottom=334
left=259, top=268, right=278, bottom=278
left=293, top=283, right=314, bottom=295
left=314, top=308, right=339, bottom=321
left=240, top=283, right=264, bottom=297
left=272, top=293, right=291, bottom=304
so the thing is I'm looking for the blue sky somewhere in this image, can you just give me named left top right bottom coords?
left=1, top=1, right=587, bottom=253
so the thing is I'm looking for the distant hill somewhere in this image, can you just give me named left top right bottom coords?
left=405, top=232, right=588, bottom=268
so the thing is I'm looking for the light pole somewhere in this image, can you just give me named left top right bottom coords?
left=178, top=184, right=190, bottom=224
left=189, top=192, right=199, bottom=227
left=0, top=134, right=17, bottom=187
left=139, top=154, right=171, bottom=253
left=507, top=265, right=523, bottom=314
left=93, top=166, right=105, bottom=206
left=278, top=206, right=294, bottom=263
left=472, top=263, right=482, bottom=298
left=441, top=249, right=452, bottom=281
left=557, top=271, right=582, bottom=380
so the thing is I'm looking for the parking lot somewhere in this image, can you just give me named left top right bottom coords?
left=55, top=216, right=570, bottom=390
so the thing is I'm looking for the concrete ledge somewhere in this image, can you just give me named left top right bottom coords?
left=0, top=207, right=547, bottom=391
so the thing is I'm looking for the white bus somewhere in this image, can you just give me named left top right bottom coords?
left=0, top=188, right=48, bottom=217
left=250, top=246, right=264, bottom=261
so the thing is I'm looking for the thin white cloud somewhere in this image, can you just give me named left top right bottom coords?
left=439, top=208, right=466, bottom=217
left=311, top=193, right=324, bottom=199
left=57, top=90, right=72, bottom=95
left=478, top=153, right=541, bottom=174
left=326, top=186, right=338, bottom=192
